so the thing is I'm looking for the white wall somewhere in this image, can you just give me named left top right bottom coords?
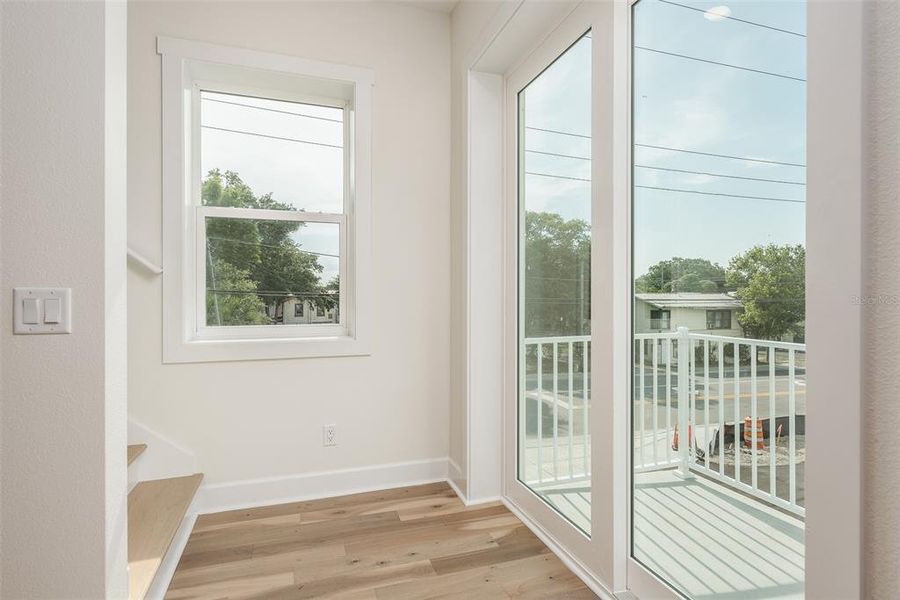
left=863, top=2, right=900, bottom=596
left=128, top=1, right=451, bottom=488
left=0, top=1, right=128, bottom=597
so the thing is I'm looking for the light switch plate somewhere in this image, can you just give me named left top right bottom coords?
left=14, top=288, right=72, bottom=334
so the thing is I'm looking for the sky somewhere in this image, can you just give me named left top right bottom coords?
left=200, top=90, right=343, bottom=287
left=199, top=0, right=807, bottom=291
left=522, top=0, right=806, bottom=278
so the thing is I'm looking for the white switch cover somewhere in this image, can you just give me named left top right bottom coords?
left=14, top=288, right=72, bottom=334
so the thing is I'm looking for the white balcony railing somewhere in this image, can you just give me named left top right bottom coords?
left=521, top=335, right=591, bottom=487
left=522, top=328, right=807, bottom=517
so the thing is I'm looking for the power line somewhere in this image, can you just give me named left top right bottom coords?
left=527, top=148, right=805, bottom=184
left=207, top=288, right=338, bottom=297
left=657, top=0, right=806, bottom=38
left=207, top=236, right=340, bottom=258
left=635, top=184, right=804, bottom=205
left=634, top=164, right=805, bottom=186
left=636, top=143, right=806, bottom=168
left=525, top=171, right=591, bottom=183
left=634, top=46, right=805, bottom=82
left=526, top=126, right=590, bottom=140
left=202, top=97, right=344, bottom=123
left=527, top=149, right=590, bottom=161
left=526, top=126, right=806, bottom=168
left=201, top=125, right=343, bottom=149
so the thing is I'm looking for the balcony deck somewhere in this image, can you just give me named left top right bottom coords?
left=534, top=468, right=805, bottom=599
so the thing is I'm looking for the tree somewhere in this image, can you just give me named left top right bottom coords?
left=726, top=244, right=805, bottom=341
left=635, top=257, right=726, bottom=293
left=523, top=211, right=591, bottom=337
left=206, top=259, right=270, bottom=326
left=201, top=169, right=330, bottom=325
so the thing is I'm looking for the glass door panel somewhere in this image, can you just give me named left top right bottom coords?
left=630, top=1, right=807, bottom=598
left=518, top=31, right=592, bottom=535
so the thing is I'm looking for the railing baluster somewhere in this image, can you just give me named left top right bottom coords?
left=520, top=341, right=528, bottom=482
left=704, top=339, right=710, bottom=471
left=769, top=345, right=777, bottom=498
left=789, top=348, right=797, bottom=507
left=718, top=340, right=725, bottom=475
left=653, top=340, right=659, bottom=466
left=690, top=337, right=696, bottom=466
left=552, top=342, right=559, bottom=481
left=537, top=343, right=543, bottom=484
left=583, top=340, right=589, bottom=476
left=734, top=342, right=741, bottom=486
left=666, top=338, right=672, bottom=465
left=639, top=339, right=646, bottom=468
left=568, top=341, right=574, bottom=480
left=751, top=343, right=758, bottom=490
left=676, top=328, right=692, bottom=478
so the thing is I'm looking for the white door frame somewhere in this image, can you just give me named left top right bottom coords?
left=501, top=2, right=618, bottom=592
left=486, top=0, right=862, bottom=597
left=615, top=0, right=863, bottom=598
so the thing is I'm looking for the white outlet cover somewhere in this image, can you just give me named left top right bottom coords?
left=13, top=287, right=72, bottom=334
left=323, top=424, right=337, bottom=446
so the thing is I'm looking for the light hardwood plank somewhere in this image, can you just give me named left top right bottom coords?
left=167, top=482, right=595, bottom=599
left=129, top=474, right=203, bottom=600
left=128, top=444, right=148, bottom=466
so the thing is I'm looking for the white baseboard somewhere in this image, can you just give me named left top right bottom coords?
left=446, top=475, right=502, bottom=507
left=501, top=497, right=615, bottom=600
left=194, top=457, right=449, bottom=515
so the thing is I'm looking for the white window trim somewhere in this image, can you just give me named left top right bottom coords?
left=158, top=37, right=374, bottom=363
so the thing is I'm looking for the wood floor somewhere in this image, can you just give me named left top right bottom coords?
left=166, top=482, right=596, bottom=599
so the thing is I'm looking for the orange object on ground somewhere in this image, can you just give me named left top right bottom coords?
left=743, top=417, right=765, bottom=450
left=672, top=424, right=693, bottom=451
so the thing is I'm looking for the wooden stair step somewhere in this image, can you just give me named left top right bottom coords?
left=128, top=474, right=203, bottom=600
left=127, top=444, right=147, bottom=466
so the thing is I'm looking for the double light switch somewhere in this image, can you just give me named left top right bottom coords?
left=14, top=288, right=72, bottom=334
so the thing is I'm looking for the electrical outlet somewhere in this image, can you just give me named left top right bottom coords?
left=323, top=424, right=337, bottom=447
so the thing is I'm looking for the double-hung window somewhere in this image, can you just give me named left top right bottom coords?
left=159, top=38, right=373, bottom=362
left=705, top=309, right=731, bottom=330
left=649, top=309, right=670, bottom=330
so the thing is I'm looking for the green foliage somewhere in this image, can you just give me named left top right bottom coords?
left=205, top=259, right=270, bottom=326
left=635, top=257, right=726, bottom=293
left=524, top=211, right=590, bottom=337
left=202, top=169, right=334, bottom=326
left=634, top=245, right=805, bottom=341
left=726, top=244, right=805, bottom=341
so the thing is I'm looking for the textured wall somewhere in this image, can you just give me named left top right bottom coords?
left=0, top=1, right=128, bottom=597
left=863, top=2, right=900, bottom=597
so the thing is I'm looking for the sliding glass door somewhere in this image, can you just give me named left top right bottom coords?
left=517, top=31, right=593, bottom=536
left=630, top=1, right=807, bottom=598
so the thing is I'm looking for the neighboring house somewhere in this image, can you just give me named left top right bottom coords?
left=634, top=293, right=744, bottom=337
left=280, top=294, right=339, bottom=325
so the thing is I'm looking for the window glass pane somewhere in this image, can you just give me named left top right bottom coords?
left=205, top=217, right=339, bottom=327
left=200, top=90, right=344, bottom=213
left=518, top=31, right=591, bottom=535
left=631, top=1, right=806, bottom=598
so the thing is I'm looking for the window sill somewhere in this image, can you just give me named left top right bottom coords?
left=163, top=334, right=370, bottom=364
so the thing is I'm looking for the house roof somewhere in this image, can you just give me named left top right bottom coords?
left=635, top=292, right=743, bottom=310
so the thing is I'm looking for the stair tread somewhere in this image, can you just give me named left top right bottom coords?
left=127, top=444, right=147, bottom=466
left=128, top=473, right=203, bottom=600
